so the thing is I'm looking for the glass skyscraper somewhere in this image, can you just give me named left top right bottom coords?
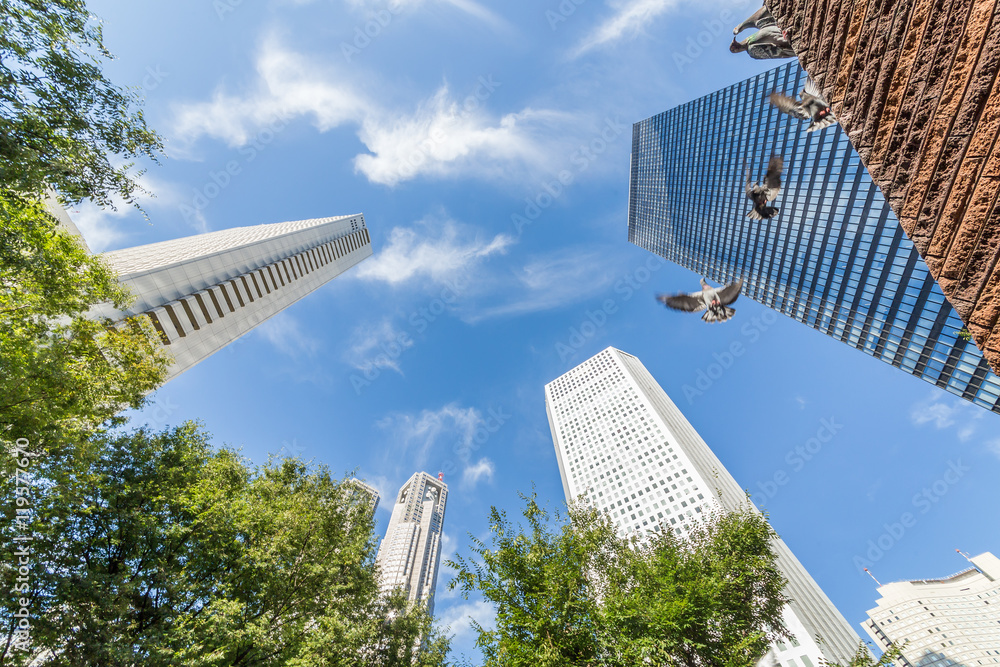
left=628, top=62, right=1000, bottom=415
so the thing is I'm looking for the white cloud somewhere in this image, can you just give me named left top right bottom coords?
left=256, top=312, right=320, bottom=357
left=378, top=403, right=485, bottom=468
left=462, top=457, right=495, bottom=488
left=988, top=439, right=1000, bottom=460
left=169, top=40, right=570, bottom=186
left=909, top=393, right=986, bottom=442
left=342, top=0, right=509, bottom=30
left=910, top=398, right=959, bottom=429
left=464, top=247, right=621, bottom=322
left=345, top=318, right=415, bottom=374
left=356, top=216, right=513, bottom=286
left=571, top=0, right=677, bottom=57
left=438, top=599, right=495, bottom=646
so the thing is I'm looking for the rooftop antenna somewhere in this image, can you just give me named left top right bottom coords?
left=437, top=471, right=444, bottom=481
left=864, top=568, right=882, bottom=587
left=956, top=548, right=973, bottom=562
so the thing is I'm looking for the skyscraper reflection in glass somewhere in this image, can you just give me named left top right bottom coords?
left=628, top=62, right=1000, bottom=415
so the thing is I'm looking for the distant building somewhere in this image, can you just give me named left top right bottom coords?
left=545, top=347, right=865, bottom=665
left=862, top=552, right=1000, bottom=666
left=346, top=478, right=381, bottom=515
left=94, top=214, right=372, bottom=382
left=375, top=472, right=448, bottom=614
left=627, top=61, right=1000, bottom=415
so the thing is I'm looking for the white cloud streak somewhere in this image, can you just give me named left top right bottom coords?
left=462, top=457, right=495, bottom=488
left=356, top=216, right=514, bottom=286
left=571, top=0, right=678, bottom=57
left=170, top=40, right=570, bottom=186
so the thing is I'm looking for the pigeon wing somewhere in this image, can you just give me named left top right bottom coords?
left=658, top=293, right=707, bottom=313
left=715, top=279, right=743, bottom=305
left=769, top=92, right=809, bottom=119
left=803, top=76, right=827, bottom=104
left=765, top=155, right=783, bottom=195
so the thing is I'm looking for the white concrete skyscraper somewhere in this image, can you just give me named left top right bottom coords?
left=544, top=347, right=865, bottom=665
left=376, top=472, right=448, bottom=614
left=862, top=552, right=1000, bottom=665
left=95, top=214, right=372, bottom=381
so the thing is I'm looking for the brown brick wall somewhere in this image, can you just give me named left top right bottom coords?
left=766, top=0, right=1000, bottom=374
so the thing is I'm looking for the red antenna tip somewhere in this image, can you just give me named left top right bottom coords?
left=437, top=471, right=444, bottom=481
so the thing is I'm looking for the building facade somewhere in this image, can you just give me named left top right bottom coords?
left=545, top=347, right=865, bottom=664
left=346, top=478, right=381, bottom=516
left=95, top=214, right=372, bottom=381
left=375, top=472, right=448, bottom=614
left=863, top=552, right=1000, bottom=666
left=627, top=62, right=1000, bottom=415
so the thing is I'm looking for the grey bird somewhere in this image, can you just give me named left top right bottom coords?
left=769, top=77, right=838, bottom=132
left=745, top=155, right=783, bottom=220
left=657, top=278, right=743, bottom=323
left=731, top=6, right=795, bottom=59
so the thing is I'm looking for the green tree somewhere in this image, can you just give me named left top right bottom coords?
left=0, top=0, right=163, bottom=207
left=448, top=493, right=791, bottom=667
left=0, top=193, right=170, bottom=451
left=0, top=422, right=450, bottom=666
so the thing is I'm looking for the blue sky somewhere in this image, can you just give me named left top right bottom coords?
left=83, top=0, right=1000, bottom=660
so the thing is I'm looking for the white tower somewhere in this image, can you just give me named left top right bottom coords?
left=862, top=552, right=1000, bottom=665
left=96, top=214, right=372, bottom=382
left=376, top=472, right=448, bottom=614
left=544, top=346, right=865, bottom=665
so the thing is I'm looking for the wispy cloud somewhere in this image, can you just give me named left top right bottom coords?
left=341, top=0, right=510, bottom=31
left=910, top=393, right=985, bottom=443
left=988, top=439, right=1000, bottom=461
left=378, top=402, right=484, bottom=469
left=571, top=0, right=678, bottom=57
left=462, top=457, right=495, bottom=488
left=169, top=39, right=571, bottom=186
left=464, top=247, right=621, bottom=322
left=437, top=599, right=495, bottom=646
left=256, top=312, right=320, bottom=358
left=345, top=318, right=415, bottom=374
left=356, top=216, right=513, bottom=286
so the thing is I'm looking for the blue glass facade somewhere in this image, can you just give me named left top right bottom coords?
left=628, top=62, right=1000, bottom=415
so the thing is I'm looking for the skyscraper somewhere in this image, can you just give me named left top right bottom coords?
left=94, top=214, right=372, bottom=381
left=545, top=347, right=864, bottom=664
left=375, top=472, right=448, bottom=614
left=862, top=552, right=1000, bottom=665
left=627, top=61, right=1000, bottom=415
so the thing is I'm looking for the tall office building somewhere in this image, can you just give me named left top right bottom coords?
left=375, top=472, right=448, bottom=614
left=94, top=214, right=372, bottom=381
left=627, top=62, right=1000, bottom=415
left=545, top=347, right=864, bottom=664
left=862, top=552, right=1000, bottom=666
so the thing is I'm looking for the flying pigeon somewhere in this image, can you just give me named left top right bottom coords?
left=745, top=156, right=783, bottom=220
left=731, top=6, right=795, bottom=59
left=657, top=278, right=743, bottom=323
left=769, top=77, right=838, bottom=132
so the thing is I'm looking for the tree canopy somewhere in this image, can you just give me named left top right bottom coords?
left=0, top=0, right=163, bottom=206
left=0, top=193, right=170, bottom=451
left=448, top=493, right=792, bottom=667
left=0, top=422, right=451, bottom=666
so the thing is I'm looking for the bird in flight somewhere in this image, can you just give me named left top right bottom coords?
left=769, top=77, right=838, bottom=132
left=730, top=6, right=795, bottom=59
left=657, top=278, right=744, bottom=323
left=745, top=155, right=784, bottom=220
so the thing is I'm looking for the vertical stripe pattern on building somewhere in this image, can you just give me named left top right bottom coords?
left=628, top=62, right=1000, bottom=415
